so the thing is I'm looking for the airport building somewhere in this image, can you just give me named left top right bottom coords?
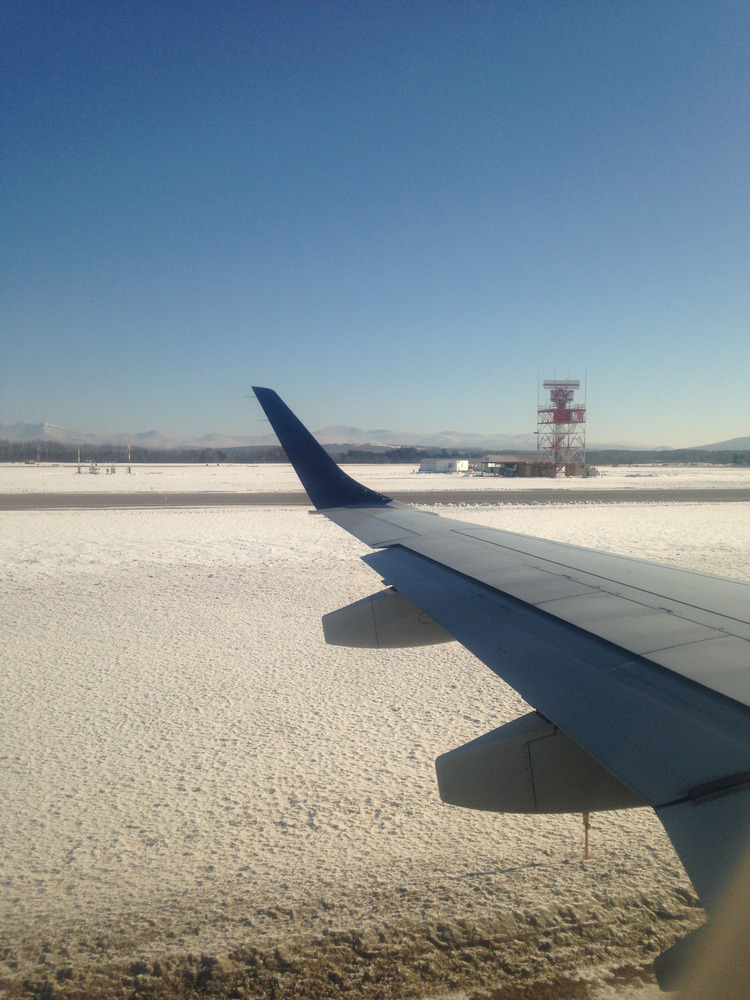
left=478, top=454, right=558, bottom=477
left=418, top=458, right=470, bottom=474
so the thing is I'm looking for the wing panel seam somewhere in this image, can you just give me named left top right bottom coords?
left=447, top=528, right=750, bottom=628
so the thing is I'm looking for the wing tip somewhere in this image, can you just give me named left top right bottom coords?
left=251, top=386, right=393, bottom=510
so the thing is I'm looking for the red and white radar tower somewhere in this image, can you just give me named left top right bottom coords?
left=537, top=379, right=586, bottom=475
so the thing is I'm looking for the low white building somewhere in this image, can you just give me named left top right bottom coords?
left=418, top=458, right=469, bottom=474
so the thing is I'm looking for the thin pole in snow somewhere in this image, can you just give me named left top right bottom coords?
left=583, top=812, right=591, bottom=859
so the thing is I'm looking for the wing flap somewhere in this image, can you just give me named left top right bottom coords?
left=363, top=545, right=750, bottom=812
left=358, top=521, right=750, bottom=706
left=436, top=711, right=645, bottom=814
left=534, top=591, right=728, bottom=652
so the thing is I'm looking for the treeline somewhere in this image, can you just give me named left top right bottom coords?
left=585, top=448, right=750, bottom=466
left=0, top=439, right=286, bottom=464
left=326, top=446, right=447, bottom=464
left=0, top=439, right=472, bottom=465
left=2, top=438, right=748, bottom=466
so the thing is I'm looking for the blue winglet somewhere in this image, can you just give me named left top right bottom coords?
left=252, top=387, right=393, bottom=510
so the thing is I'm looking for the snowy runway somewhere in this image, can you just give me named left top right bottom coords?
left=2, top=464, right=749, bottom=997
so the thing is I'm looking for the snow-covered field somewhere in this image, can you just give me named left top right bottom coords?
left=2, top=463, right=749, bottom=998
left=2, top=460, right=750, bottom=494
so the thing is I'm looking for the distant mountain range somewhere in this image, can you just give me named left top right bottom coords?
left=694, top=436, right=750, bottom=451
left=0, top=420, right=748, bottom=453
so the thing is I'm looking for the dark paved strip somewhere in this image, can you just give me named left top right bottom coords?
left=388, top=488, right=750, bottom=505
left=0, top=491, right=309, bottom=510
left=2, top=488, right=750, bottom=511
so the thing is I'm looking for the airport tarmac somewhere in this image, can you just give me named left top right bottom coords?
left=3, top=487, right=750, bottom=510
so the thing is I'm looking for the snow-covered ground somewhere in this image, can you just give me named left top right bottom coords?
left=2, top=465, right=748, bottom=998
left=2, top=460, right=750, bottom=493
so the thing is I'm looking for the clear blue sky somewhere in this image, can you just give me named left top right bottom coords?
left=2, top=1, right=748, bottom=446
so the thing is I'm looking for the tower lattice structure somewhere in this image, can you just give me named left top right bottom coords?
left=537, top=379, right=586, bottom=475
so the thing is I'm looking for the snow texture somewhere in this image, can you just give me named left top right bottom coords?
left=1, top=463, right=748, bottom=998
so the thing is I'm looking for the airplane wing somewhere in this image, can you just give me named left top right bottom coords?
left=252, top=387, right=750, bottom=988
